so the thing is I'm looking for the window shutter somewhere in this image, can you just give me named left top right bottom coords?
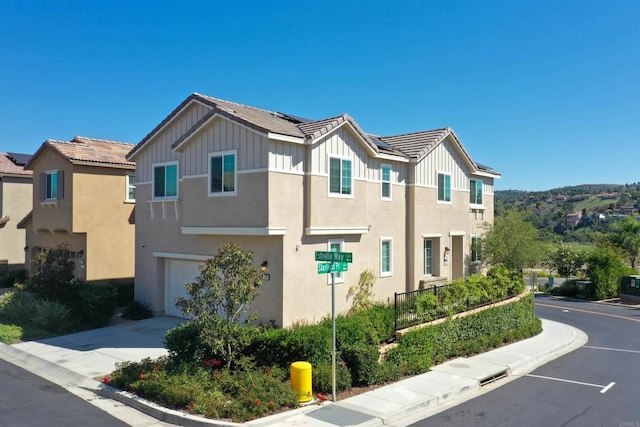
left=58, top=170, right=64, bottom=199
left=40, top=172, right=45, bottom=200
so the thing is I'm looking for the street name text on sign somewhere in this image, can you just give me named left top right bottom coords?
left=317, top=262, right=349, bottom=274
left=314, top=251, right=353, bottom=263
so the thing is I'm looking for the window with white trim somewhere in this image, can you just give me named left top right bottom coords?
left=380, top=238, right=392, bottom=276
left=437, top=173, right=451, bottom=202
left=381, top=164, right=391, bottom=200
left=153, top=162, right=178, bottom=199
left=471, top=236, right=482, bottom=263
left=328, top=239, right=344, bottom=283
left=470, top=179, right=483, bottom=205
left=424, top=239, right=433, bottom=275
left=126, top=174, right=136, bottom=202
left=329, top=157, right=352, bottom=196
left=209, top=151, right=236, bottom=196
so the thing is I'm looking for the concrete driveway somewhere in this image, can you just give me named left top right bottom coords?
left=11, top=316, right=185, bottom=379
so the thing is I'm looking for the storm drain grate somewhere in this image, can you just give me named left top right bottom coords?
left=479, top=368, right=509, bottom=386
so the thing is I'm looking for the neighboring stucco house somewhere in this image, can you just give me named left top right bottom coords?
left=19, top=136, right=136, bottom=284
left=0, top=152, right=33, bottom=270
left=127, top=93, right=500, bottom=326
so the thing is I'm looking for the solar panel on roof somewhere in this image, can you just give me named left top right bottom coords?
left=6, top=152, right=32, bottom=166
left=277, top=112, right=313, bottom=124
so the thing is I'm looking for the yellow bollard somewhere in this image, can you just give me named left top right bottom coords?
left=290, top=361, right=312, bottom=402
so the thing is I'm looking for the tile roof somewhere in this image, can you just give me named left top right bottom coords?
left=378, top=128, right=451, bottom=159
left=27, top=136, right=135, bottom=170
left=0, top=152, right=33, bottom=177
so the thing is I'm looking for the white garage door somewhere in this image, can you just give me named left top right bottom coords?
left=165, top=259, right=203, bottom=318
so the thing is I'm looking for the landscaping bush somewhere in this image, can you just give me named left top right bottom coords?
left=587, top=245, right=635, bottom=300
left=312, top=362, right=352, bottom=394
left=0, top=324, right=22, bottom=344
left=0, top=269, right=27, bottom=288
left=548, top=279, right=578, bottom=296
left=280, top=323, right=332, bottom=366
left=164, top=322, right=214, bottom=365
left=114, top=282, right=135, bottom=307
left=78, top=285, right=118, bottom=328
left=340, top=342, right=379, bottom=386
left=0, top=290, right=73, bottom=335
left=122, top=300, right=154, bottom=320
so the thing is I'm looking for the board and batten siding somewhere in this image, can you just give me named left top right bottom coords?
left=182, top=119, right=269, bottom=176
left=415, top=137, right=488, bottom=191
left=135, top=102, right=212, bottom=182
left=268, top=140, right=305, bottom=174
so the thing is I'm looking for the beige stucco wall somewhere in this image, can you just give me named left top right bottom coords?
left=26, top=147, right=134, bottom=283
left=0, top=176, right=32, bottom=266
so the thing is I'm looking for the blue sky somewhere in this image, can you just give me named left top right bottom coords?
left=1, top=0, right=638, bottom=191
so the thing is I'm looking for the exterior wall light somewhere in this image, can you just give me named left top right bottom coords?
left=443, top=246, right=450, bottom=263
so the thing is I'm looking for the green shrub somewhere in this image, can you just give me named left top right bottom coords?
left=32, top=299, right=72, bottom=332
left=114, top=283, right=135, bottom=307
left=164, top=322, right=213, bottom=364
left=78, top=285, right=118, bottom=328
left=360, top=303, right=395, bottom=343
left=244, top=326, right=290, bottom=368
left=374, top=361, right=405, bottom=384
left=340, top=343, right=380, bottom=386
left=122, top=300, right=153, bottom=320
left=312, top=362, right=352, bottom=394
left=282, top=323, right=332, bottom=366
left=0, top=324, right=22, bottom=344
left=548, top=279, right=578, bottom=296
left=0, top=269, right=27, bottom=288
left=587, top=245, right=635, bottom=300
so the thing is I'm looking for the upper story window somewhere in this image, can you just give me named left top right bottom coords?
left=126, top=174, right=136, bottom=202
left=437, top=173, right=451, bottom=203
left=470, top=179, right=483, bottom=205
left=381, top=164, right=391, bottom=200
left=209, top=151, right=236, bottom=196
left=153, top=162, right=178, bottom=199
left=381, top=238, right=392, bottom=277
left=41, top=170, right=63, bottom=201
left=329, top=157, right=352, bottom=196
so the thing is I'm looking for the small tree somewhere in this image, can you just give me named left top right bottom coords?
left=550, top=243, right=584, bottom=279
left=587, top=245, right=633, bottom=300
left=482, top=209, right=540, bottom=273
left=175, top=243, right=263, bottom=368
left=27, top=244, right=82, bottom=308
left=608, top=216, right=640, bottom=268
left=347, top=270, right=376, bottom=314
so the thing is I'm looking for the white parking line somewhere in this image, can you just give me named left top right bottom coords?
left=526, top=374, right=616, bottom=393
left=584, top=345, right=640, bottom=354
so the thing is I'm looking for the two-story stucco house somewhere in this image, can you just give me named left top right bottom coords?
left=127, top=93, right=500, bottom=326
left=0, top=152, right=33, bottom=270
left=19, top=136, right=136, bottom=284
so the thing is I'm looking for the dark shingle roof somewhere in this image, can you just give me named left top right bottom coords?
left=27, top=137, right=135, bottom=170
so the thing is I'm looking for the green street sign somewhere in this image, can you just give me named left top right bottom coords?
left=317, top=262, right=349, bottom=274
left=315, top=251, right=353, bottom=263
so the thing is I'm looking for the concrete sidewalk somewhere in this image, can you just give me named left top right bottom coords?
left=0, top=317, right=587, bottom=427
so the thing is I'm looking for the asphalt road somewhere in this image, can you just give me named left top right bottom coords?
left=408, top=295, right=640, bottom=427
left=0, top=358, right=128, bottom=427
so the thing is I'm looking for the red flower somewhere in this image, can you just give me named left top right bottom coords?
left=153, top=365, right=159, bottom=371
left=213, top=359, right=222, bottom=367
left=265, top=366, right=271, bottom=376
left=139, top=372, right=145, bottom=380
left=103, top=377, right=110, bottom=384
left=255, top=399, right=261, bottom=406
left=316, top=394, right=327, bottom=402
left=187, top=402, right=195, bottom=411
left=268, top=401, right=274, bottom=408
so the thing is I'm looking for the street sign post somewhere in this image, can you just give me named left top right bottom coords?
left=314, top=250, right=353, bottom=402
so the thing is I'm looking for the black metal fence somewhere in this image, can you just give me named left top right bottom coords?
left=393, top=282, right=519, bottom=331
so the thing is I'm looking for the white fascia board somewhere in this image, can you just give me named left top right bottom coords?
left=181, top=226, right=286, bottom=236
left=153, top=252, right=212, bottom=261
left=375, top=153, right=410, bottom=163
left=267, top=133, right=305, bottom=144
left=304, top=226, right=370, bottom=236
left=473, top=171, right=501, bottom=179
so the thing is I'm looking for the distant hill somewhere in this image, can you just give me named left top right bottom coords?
left=495, top=183, right=640, bottom=242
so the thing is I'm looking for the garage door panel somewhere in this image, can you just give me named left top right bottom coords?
left=166, top=260, right=202, bottom=318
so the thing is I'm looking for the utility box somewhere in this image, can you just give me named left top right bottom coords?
left=621, top=276, right=640, bottom=304
left=576, top=280, right=591, bottom=297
